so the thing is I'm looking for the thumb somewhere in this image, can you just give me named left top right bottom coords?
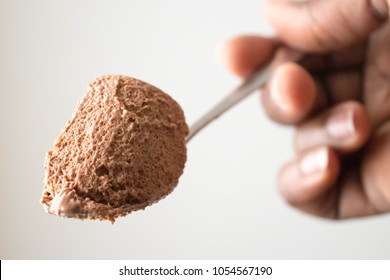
left=265, top=0, right=389, bottom=52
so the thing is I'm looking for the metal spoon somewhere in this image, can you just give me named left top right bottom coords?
left=186, top=47, right=302, bottom=142
left=185, top=65, right=271, bottom=142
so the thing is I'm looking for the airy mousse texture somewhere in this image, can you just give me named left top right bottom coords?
left=41, top=75, right=188, bottom=223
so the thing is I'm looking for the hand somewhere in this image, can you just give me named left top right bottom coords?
left=217, top=0, right=390, bottom=219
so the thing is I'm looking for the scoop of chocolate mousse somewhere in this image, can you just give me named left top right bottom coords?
left=41, top=75, right=188, bottom=223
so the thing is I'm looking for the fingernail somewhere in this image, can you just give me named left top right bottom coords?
left=325, top=109, right=355, bottom=140
left=270, top=72, right=292, bottom=112
left=299, top=148, right=328, bottom=176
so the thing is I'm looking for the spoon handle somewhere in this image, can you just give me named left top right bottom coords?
left=186, top=48, right=303, bottom=143
left=186, top=66, right=271, bottom=142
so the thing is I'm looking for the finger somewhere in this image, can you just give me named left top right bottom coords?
left=364, top=22, right=390, bottom=128
left=278, top=146, right=340, bottom=205
left=215, top=35, right=277, bottom=77
left=295, top=101, right=372, bottom=153
left=301, top=44, right=367, bottom=72
left=262, top=62, right=318, bottom=124
left=336, top=167, right=378, bottom=219
left=324, top=69, right=362, bottom=104
left=265, top=0, right=387, bottom=52
left=362, top=121, right=390, bottom=213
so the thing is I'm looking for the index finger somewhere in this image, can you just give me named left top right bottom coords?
left=216, top=35, right=278, bottom=78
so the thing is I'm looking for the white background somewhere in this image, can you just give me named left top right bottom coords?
left=1, top=0, right=389, bottom=259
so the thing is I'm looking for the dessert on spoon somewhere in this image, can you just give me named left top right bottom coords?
left=41, top=48, right=301, bottom=223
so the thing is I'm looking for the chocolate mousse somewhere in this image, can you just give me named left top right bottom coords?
left=41, top=75, right=188, bottom=223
